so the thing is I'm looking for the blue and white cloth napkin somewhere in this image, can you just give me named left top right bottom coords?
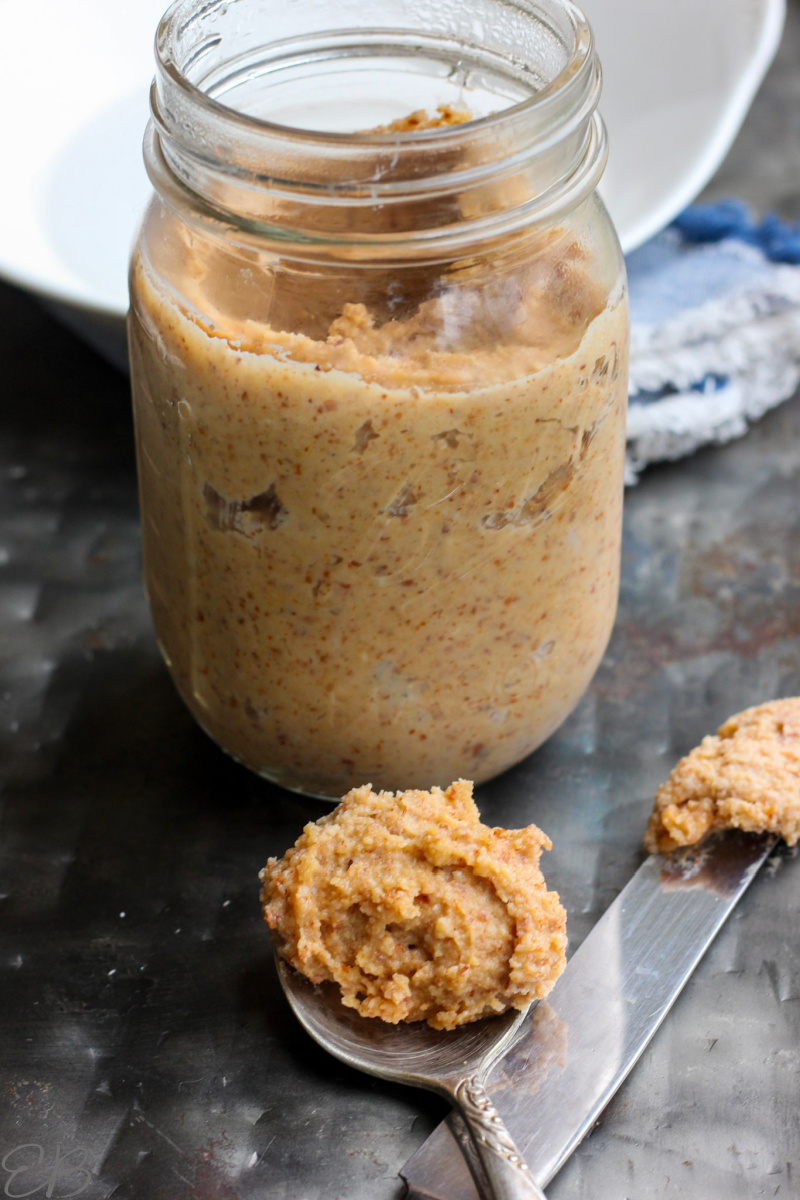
left=625, top=200, right=800, bottom=482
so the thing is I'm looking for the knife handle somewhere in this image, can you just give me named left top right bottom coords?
left=454, top=1075, right=547, bottom=1200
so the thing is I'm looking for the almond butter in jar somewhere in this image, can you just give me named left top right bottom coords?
left=129, top=0, right=629, bottom=799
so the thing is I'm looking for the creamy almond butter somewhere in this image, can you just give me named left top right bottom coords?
left=128, top=227, right=627, bottom=796
left=261, top=779, right=567, bottom=1029
left=644, top=698, right=800, bottom=853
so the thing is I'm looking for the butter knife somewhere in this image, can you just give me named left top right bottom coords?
left=401, top=829, right=776, bottom=1200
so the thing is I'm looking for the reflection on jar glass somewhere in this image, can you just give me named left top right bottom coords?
left=128, top=0, right=629, bottom=799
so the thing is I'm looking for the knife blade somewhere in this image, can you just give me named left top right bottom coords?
left=400, top=829, right=777, bottom=1200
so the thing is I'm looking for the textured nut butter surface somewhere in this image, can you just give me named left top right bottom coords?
left=644, top=698, right=800, bottom=853
left=129, top=98, right=628, bottom=795
left=261, top=780, right=567, bottom=1029
left=129, top=246, right=627, bottom=795
left=365, top=104, right=471, bottom=133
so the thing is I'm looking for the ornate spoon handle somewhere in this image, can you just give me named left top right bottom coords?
left=454, top=1074, right=547, bottom=1200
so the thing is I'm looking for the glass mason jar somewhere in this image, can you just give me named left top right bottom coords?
left=129, top=0, right=628, bottom=799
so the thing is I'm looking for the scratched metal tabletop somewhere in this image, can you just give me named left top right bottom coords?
left=2, top=7, right=800, bottom=1197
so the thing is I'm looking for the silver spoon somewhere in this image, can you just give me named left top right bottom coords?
left=275, top=954, right=548, bottom=1200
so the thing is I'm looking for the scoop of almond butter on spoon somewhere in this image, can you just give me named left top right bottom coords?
left=262, top=779, right=567, bottom=1200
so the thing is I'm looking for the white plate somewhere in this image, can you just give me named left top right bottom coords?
left=0, top=0, right=785, bottom=362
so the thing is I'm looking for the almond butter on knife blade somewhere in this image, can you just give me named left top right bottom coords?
left=402, top=699, right=799, bottom=1199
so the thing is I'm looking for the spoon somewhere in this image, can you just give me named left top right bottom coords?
left=275, top=953, right=548, bottom=1200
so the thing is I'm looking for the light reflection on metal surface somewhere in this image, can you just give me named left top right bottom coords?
left=659, top=829, right=775, bottom=897
left=402, top=832, right=776, bottom=1199
left=276, top=957, right=547, bottom=1200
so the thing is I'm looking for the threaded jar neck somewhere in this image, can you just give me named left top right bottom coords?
left=146, top=0, right=607, bottom=257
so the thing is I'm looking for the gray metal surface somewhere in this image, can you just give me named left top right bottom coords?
left=402, top=831, right=776, bottom=1199
left=276, top=960, right=547, bottom=1200
left=1, top=5, right=800, bottom=1196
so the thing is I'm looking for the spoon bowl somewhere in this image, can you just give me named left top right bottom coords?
left=275, top=953, right=548, bottom=1200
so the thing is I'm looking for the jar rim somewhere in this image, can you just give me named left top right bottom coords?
left=147, top=0, right=608, bottom=253
left=155, top=0, right=595, bottom=150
